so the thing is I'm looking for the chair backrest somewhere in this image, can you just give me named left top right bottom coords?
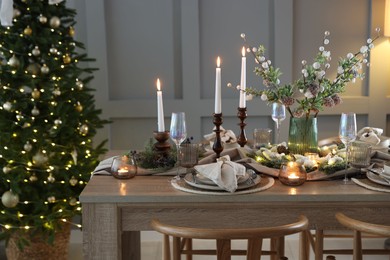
left=151, top=215, right=308, bottom=260
left=335, top=212, right=390, bottom=237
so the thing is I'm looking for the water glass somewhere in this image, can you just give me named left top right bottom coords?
left=179, top=144, right=199, bottom=172
left=253, top=128, right=272, bottom=149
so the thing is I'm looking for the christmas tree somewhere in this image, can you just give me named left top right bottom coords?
left=0, top=0, right=107, bottom=247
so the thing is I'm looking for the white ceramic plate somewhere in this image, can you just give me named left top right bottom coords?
left=195, top=172, right=249, bottom=186
left=183, top=173, right=261, bottom=191
left=367, top=172, right=390, bottom=187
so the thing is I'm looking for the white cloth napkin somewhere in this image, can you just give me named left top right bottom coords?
left=194, top=155, right=246, bottom=192
left=204, top=127, right=238, bottom=145
left=357, top=127, right=383, bottom=145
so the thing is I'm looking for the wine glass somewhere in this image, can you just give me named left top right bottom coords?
left=339, top=112, right=357, bottom=183
left=170, top=112, right=187, bottom=180
left=272, top=102, right=286, bottom=144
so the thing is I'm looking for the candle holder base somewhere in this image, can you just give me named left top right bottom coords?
left=212, top=113, right=224, bottom=159
left=237, top=107, right=247, bottom=147
left=153, top=131, right=171, bottom=153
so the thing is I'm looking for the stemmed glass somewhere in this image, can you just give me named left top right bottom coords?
left=170, top=112, right=187, bottom=180
left=272, top=102, right=286, bottom=144
left=339, top=112, right=357, bottom=183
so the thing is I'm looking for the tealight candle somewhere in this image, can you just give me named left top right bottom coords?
left=111, top=156, right=137, bottom=179
left=279, top=161, right=307, bottom=186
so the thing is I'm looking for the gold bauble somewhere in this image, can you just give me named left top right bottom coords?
left=1, top=191, right=19, bottom=208
left=69, top=26, right=75, bottom=36
left=32, top=89, right=40, bottom=99
left=47, top=174, right=55, bottom=183
left=3, top=166, right=11, bottom=174
left=63, top=54, right=71, bottom=64
left=38, top=14, right=47, bottom=24
left=29, top=174, right=38, bottom=182
left=33, top=151, right=48, bottom=166
left=47, top=196, right=56, bottom=203
left=31, top=106, right=40, bottom=116
left=3, top=101, right=12, bottom=111
left=32, top=46, right=40, bottom=56
left=79, top=124, right=89, bottom=135
left=27, top=63, right=41, bottom=75
left=8, top=55, right=20, bottom=67
left=69, top=197, right=77, bottom=206
left=41, top=64, right=50, bottom=74
left=50, top=16, right=61, bottom=28
left=24, top=141, right=32, bottom=151
left=24, top=26, right=32, bottom=36
left=75, top=103, right=83, bottom=112
left=69, top=176, right=78, bottom=186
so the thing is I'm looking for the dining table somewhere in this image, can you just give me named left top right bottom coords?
left=80, top=168, right=390, bottom=260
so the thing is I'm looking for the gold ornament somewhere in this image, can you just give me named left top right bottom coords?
left=13, top=9, right=21, bottom=17
left=47, top=174, right=55, bottom=183
left=47, top=196, right=56, bottom=203
left=63, top=54, right=71, bottom=64
left=53, top=88, right=61, bottom=96
left=50, top=16, right=61, bottom=28
left=24, top=26, right=32, bottom=36
left=32, top=151, right=48, bottom=166
left=76, top=81, right=84, bottom=90
left=69, top=198, right=77, bottom=206
left=3, top=101, right=12, bottom=111
left=32, top=89, right=40, bottom=99
left=75, top=102, right=83, bottom=112
left=8, top=55, right=20, bottom=67
left=32, top=46, right=40, bottom=56
left=38, top=14, right=47, bottom=24
left=79, top=124, right=89, bottom=135
left=24, top=141, right=32, bottom=151
left=3, top=166, right=11, bottom=174
left=41, top=64, right=50, bottom=74
left=50, top=47, right=58, bottom=54
left=69, top=26, right=75, bottom=36
left=31, top=106, right=40, bottom=116
left=27, top=63, right=41, bottom=75
left=29, top=174, right=38, bottom=182
left=1, top=190, right=19, bottom=208
left=69, top=176, right=78, bottom=186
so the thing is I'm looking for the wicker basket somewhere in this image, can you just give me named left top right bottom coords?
left=5, top=222, right=71, bottom=260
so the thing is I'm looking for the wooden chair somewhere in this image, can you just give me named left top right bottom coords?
left=150, top=215, right=308, bottom=260
left=334, top=212, right=390, bottom=260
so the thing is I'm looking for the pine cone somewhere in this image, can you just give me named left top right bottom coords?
left=277, top=145, right=289, bottom=154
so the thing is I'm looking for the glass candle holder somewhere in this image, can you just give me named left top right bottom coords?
left=349, top=141, right=372, bottom=168
left=253, top=128, right=272, bottom=149
left=111, top=155, right=137, bottom=179
left=279, top=161, right=307, bottom=186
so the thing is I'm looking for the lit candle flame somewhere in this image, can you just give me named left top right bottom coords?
left=242, top=46, right=246, bottom=57
left=217, top=56, right=221, bottom=68
left=156, top=78, right=161, bottom=91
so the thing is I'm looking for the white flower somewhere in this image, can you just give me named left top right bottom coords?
left=323, top=39, right=330, bottom=45
left=246, top=94, right=253, bottom=101
left=276, top=79, right=280, bottom=84
left=304, top=91, right=314, bottom=98
left=319, top=46, right=325, bottom=51
left=236, top=85, right=241, bottom=90
left=252, top=47, right=257, bottom=52
left=262, top=62, right=269, bottom=69
left=301, top=60, right=307, bottom=66
left=363, top=59, right=368, bottom=64
left=347, top=53, right=354, bottom=59
left=260, top=93, right=268, bottom=101
left=313, top=62, right=321, bottom=69
left=369, top=43, right=374, bottom=49
left=259, top=56, right=266, bottom=62
left=325, top=63, right=330, bottom=69
left=337, top=66, right=344, bottom=74
left=367, top=38, right=372, bottom=44
left=301, top=69, right=307, bottom=74
left=303, top=71, right=308, bottom=77
left=360, top=45, right=369, bottom=54
left=319, top=85, right=325, bottom=92
left=322, top=51, right=331, bottom=58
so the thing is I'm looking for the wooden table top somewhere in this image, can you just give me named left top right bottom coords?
left=80, top=175, right=390, bottom=204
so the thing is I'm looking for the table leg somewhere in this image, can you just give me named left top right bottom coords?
left=122, top=231, right=141, bottom=259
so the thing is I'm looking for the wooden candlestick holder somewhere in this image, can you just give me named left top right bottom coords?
left=153, top=131, right=171, bottom=153
left=237, top=107, right=247, bottom=147
left=212, top=113, right=224, bottom=159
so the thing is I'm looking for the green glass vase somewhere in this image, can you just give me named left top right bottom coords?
left=288, top=117, right=319, bottom=155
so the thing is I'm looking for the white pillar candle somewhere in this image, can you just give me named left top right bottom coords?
left=239, top=47, right=246, bottom=108
left=156, top=78, right=165, bottom=132
left=214, top=57, right=222, bottom=114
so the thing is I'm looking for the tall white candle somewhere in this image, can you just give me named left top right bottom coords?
left=214, top=57, right=222, bottom=114
left=156, top=78, right=165, bottom=132
left=239, top=47, right=246, bottom=108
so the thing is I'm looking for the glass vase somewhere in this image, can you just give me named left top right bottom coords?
left=288, top=116, right=318, bottom=155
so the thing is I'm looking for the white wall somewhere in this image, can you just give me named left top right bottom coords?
left=70, top=0, right=390, bottom=150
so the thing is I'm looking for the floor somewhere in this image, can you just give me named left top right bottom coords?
left=0, top=230, right=388, bottom=259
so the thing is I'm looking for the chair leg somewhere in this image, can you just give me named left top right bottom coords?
left=315, top=229, right=324, bottom=260
left=216, top=239, right=231, bottom=260
left=185, top=238, right=193, bottom=260
left=172, top=237, right=181, bottom=260
left=247, top=238, right=262, bottom=259
left=353, top=230, right=362, bottom=260
left=163, top=234, right=171, bottom=260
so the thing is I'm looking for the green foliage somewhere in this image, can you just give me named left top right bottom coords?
left=0, top=0, right=108, bottom=244
left=133, top=139, right=176, bottom=170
